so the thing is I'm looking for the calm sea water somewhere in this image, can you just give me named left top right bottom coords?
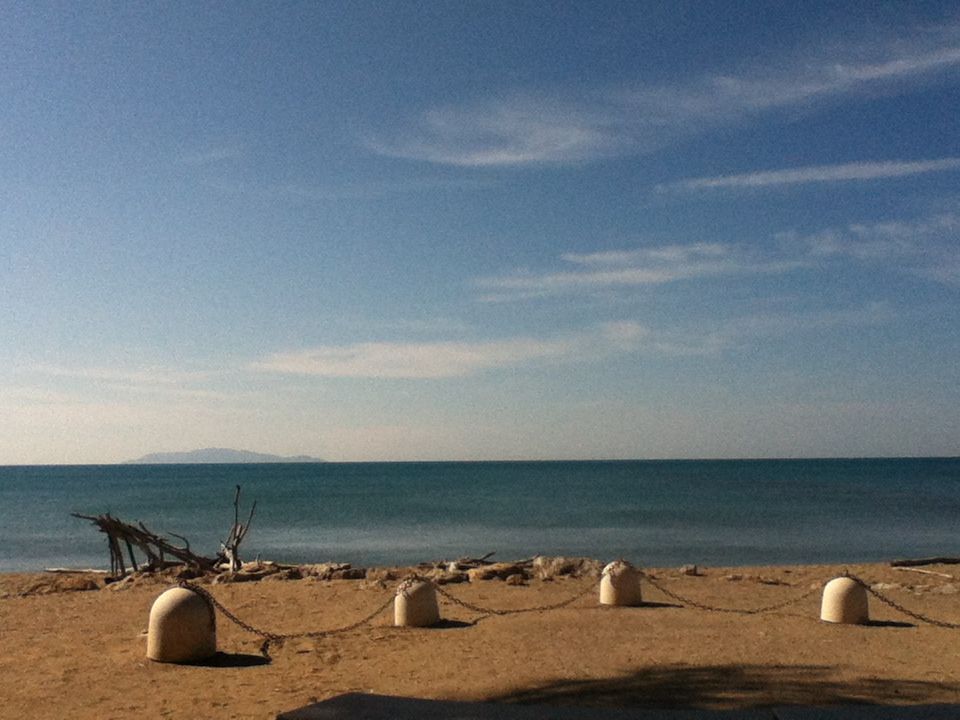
left=1, top=459, right=958, bottom=572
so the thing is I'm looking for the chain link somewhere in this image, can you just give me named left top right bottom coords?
left=433, top=579, right=597, bottom=617
left=639, top=571, right=821, bottom=615
left=843, top=572, right=960, bottom=629
left=178, top=580, right=396, bottom=656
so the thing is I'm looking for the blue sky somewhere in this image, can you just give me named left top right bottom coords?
left=2, top=1, right=959, bottom=463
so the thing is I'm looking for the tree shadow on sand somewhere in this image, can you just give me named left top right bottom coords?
left=489, top=664, right=960, bottom=710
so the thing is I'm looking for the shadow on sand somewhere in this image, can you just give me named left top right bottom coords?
left=430, top=619, right=475, bottom=629
left=489, top=664, right=960, bottom=710
left=864, top=619, right=915, bottom=628
left=189, top=651, right=271, bottom=668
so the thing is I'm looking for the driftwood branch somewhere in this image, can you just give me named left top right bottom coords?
left=218, top=485, right=257, bottom=572
left=167, top=531, right=191, bottom=552
left=890, top=557, right=960, bottom=567
left=71, top=513, right=218, bottom=578
left=893, top=566, right=954, bottom=579
left=74, top=486, right=259, bottom=579
left=455, top=552, right=496, bottom=566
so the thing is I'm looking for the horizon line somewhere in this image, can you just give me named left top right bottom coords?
left=2, top=454, right=957, bottom=468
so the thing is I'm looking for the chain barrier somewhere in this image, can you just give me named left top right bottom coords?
left=638, top=571, right=821, bottom=615
left=432, top=578, right=597, bottom=617
left=178, top=580, right=396, bottom=656
left=639, top=568, right=960, bottom=627
left=843, top=572, right=960, bottom=629
left=176, top=566, right=960, bottom=659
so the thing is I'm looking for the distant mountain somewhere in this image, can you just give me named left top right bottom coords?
left=125, top=448, right=324, bottom=464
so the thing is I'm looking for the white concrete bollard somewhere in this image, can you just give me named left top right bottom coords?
left=820, top=576, right=869, bottom=624
left=394, top=578, right=440, bottom=627
left=147, top=586, right=217, bottom=663
left=600, top=560, right=643, bottom=606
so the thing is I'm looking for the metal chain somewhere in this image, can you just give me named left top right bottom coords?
left=639, top=572, right=821, bottom=615
left=178, top=580, right=396, bottom=656
left=843, top=573, right=960, bottom=629
left=433, top=579, right=597, bottom=617
left=176, top=567, right=960, bottom=660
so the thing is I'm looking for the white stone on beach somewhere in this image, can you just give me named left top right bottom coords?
left=146, top=587, right=217, bottom=663
left=820, top=576, right=869, bottom=624
left=394, top=579, right=440, bottom=627
left=599, top=560, right=643, bottom=606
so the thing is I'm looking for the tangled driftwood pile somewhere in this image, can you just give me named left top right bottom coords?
left=72, top=486, right=255, bottom=579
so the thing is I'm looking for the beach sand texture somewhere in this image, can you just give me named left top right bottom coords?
left=2, top=562, right=960, bottom=719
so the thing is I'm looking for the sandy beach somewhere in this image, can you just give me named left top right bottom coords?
left=2, top=560, right=960, bottom=719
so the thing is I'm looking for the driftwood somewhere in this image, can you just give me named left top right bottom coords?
left=893, top=566, right=954, bottom=579
left=74, top=487, right=258, bottom=579
left=890, top=557, right=960, bottom=567
left=71, top=513, right=219, bottom=578
left=217, top=485, right=256, bottom=572
left=438, top=553, right=538, bottom=572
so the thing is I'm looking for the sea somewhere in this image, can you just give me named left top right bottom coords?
left=1, top=458, right=958, bottom=573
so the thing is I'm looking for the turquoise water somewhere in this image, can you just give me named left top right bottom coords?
left=1, top=458, right=958, bottom=572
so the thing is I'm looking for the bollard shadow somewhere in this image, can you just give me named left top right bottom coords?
left=594, top=600, right=682, bottom=610
left=429, top=619, right=475, bottom=629
left=189, top=651, right=271, bottom=668
left=639, top=600, right=682, bottom=609
left=487, top=663, right=960, bottom=710
left=864, top=619, right=915, bottom=628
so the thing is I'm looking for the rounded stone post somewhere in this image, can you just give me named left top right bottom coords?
left=600, top=560, right=643, bottom=606
left=820, top=576, right=869, bottom=624
left=394, top=578, right=440, bottom=627
left=147, top=586, right=217, bottom=663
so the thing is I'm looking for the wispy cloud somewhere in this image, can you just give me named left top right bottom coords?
left=663, top=157, right=960, bottom=191
left=254, top=338, right=571, bottom=379
left=561, top=243, right=730, bottom=266
left=657, top=44, right=960, bottom=115
left=26, top=364, right=244, bottom=403
left=475, top=243, right=804, bottom=302
left=369, top=28, right=960, bottom=166
left=649, top=301, right=900, bottom=357
left=365, top=95, right=630, bottom=166
left=782, top=211, right=960, bottom=283
left=475, top=206, right=958, bottom=306
left=0, top=385, right=271, bottom=464
left=252, top=322, right=649, bottom=379
left=252, top=297, right=900, bottom=381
